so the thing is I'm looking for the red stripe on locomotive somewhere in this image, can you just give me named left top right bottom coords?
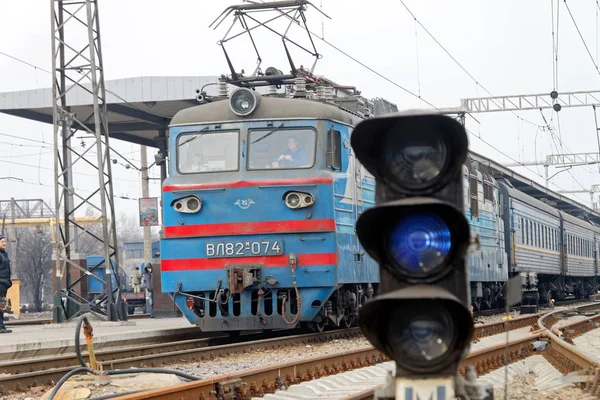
left=162, top=253, right=338, bottom=271
left=164, top=219, right=336, bottom=238
left=163, top=177, right=333, bottom=192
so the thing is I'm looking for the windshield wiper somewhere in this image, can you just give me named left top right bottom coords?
left=251, top=123, right=284, bottom=144
left=178, top=127, right=209, bottom=147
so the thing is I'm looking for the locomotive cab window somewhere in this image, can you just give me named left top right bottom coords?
left=248, top=127, right=316, bottom=170
left=177, top=130, right=239, bottom=174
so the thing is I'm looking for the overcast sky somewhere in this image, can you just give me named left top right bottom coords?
left=1, top=0, right=600, bottom=222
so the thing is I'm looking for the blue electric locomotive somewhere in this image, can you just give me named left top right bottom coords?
left=160, top=82, right=392, bottom=332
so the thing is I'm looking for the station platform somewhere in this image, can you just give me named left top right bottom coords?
left=0, top=316, right=199, bottom=361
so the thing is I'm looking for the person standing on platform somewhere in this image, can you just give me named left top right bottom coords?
left=132, top=266, right=142, bottom=293
left=0, top=236, right=13, bottom=333
left=143, top=263, right=155, bottom=318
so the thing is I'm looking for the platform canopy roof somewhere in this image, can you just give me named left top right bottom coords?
left=0, top=76, right=225, bottom=147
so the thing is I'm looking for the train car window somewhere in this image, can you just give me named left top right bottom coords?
left=326, top=128, right=341, bottom=170
left=544, top=226, right=548, bottom=249
left=247, top=128, right=317, bottom=170
left=469, top=175, right=478, bottom=218
left=519, top=217, right=524, bottom=244
left=176, top=130, right=239, bottom=174
left=483, top=182, right=493, bottom=202
left=586, top=240, right=589, bottom=257
left=526, top=220, right=530, bottom=245
left=568, top=235, right=572, bottom=254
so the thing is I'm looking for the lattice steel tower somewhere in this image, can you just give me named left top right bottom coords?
left=50, top=0, right=122, bottom=322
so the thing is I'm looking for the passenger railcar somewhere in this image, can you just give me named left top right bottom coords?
left=463, top=165, right=508, bottom=310
left=160, top=85, right=382, bottom=332
left=466, top=159, right=600, bottom=310
left=495, top=179, right=599, bottom=306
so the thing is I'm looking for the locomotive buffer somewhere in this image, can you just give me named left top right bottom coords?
left=352, top=112, right=493, bottom=399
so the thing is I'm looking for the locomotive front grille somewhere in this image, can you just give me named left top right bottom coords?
left=188, top=288, right=298, bottom=319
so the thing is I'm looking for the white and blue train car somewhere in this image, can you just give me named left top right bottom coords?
left=464, top=164, right=508, bottom=310
left=498, top=179, right=599, bottom=304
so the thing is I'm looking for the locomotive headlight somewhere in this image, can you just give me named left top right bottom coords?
left=284, top=191, right=315, bottom=209
left=229, top=88, right=261, bottom=116
left=173, top=196, right=202, bottom=214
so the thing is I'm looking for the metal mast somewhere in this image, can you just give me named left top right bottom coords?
left=50, top=0, right=122, bottom=322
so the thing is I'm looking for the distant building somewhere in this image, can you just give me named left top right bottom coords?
left=121, top=241, right=160, bottom=281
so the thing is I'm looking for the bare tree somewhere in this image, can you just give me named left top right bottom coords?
left=18, top=227, right=53, bottom=312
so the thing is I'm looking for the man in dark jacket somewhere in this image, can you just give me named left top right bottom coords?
left=0, top=236, right=13, bottom=333
left=143, top=263, right=154, bottom=318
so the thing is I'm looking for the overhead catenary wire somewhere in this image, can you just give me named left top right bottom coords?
left=396, top=0, right=591, bottom=203
left=551, top=0, right=560, bottom=91
left=539, top=109, right=591, bottom=192
left=564, top=0, right=600, bottom=77
left=397, top=0, right=544, bottom=130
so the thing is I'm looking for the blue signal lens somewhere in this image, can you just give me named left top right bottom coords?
left=388, top=213, right=452, bottom=273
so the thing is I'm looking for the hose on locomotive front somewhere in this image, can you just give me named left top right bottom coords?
left=281, top=253, right=301, bottom=325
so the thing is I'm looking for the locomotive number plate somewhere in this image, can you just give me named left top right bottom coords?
left=205, top=239, right=284, bottom=258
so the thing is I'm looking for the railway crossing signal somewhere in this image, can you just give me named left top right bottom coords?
left=352, top=112, right=475, bottom=397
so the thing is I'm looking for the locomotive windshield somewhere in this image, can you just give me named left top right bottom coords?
left=177, top=130, right=239, bottom=173
left=248, top=128, right=316, bottom=170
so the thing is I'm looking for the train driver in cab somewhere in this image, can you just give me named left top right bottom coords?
left=275, top=137, right=307, bottom=168
left=190, top=153, right=208, bottom=172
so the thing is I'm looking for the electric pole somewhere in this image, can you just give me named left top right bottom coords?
left=141, top=145, right=152, bottom=263
left=9, top=198, right=17, bottom=279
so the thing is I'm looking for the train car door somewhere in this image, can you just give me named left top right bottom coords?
left=346, top=138, right=363, bottom=261
left=593, top=239, right=598, bottom=277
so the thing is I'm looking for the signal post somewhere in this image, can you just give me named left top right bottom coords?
left=352, top=112, right=493, bottom=399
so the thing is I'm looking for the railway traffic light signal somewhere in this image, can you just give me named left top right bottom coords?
left=352, top=112, right=474, bottom=384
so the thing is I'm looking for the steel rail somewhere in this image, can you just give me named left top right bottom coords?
left=107, top=303, right=600, bottom=400
left=0, top=328, right=362, bottom=395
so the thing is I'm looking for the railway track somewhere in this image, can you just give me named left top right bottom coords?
left=98, top=302, right=600, bottom=399
left=0, top=311, right=561, bottom=398
left=0, top=327, right=363, bottom=395
left=472, top=298, right=584, bottom=318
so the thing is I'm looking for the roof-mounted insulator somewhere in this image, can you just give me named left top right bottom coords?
left=218, top=79, right=228, bottom=97
left=293, top=77, right=307, bottom=98
left=324, top=86, right=334, bottom=102
left=316, top=85, right=326, bottom=100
